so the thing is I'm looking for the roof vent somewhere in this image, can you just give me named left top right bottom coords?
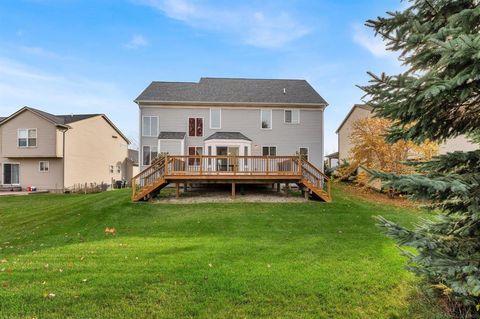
left=283, top=88, right=286, bottom=94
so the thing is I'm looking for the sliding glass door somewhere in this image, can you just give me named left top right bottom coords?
left=3, top=163, right=20, bottom=185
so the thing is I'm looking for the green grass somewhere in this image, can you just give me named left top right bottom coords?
left=0, top=188, right=446, bottom=319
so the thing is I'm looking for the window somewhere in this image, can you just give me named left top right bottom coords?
left=116, top=163, right=121, bottom=174
left=109, top=165, right=114, bottom=173
left=142, top=146, right=158, bottom=165
left=244, top=146, right=248, bottom=156
left=210, top=109, right=221, bottom=129
left=299, top=147, right=309, bottom=161
left=188, top=146, right=203, bottom=165
left=284, top=109, right=300, bottom=124
left=188, top=118, right=203, bottom=136
left=142, top=116, right=158, bottom=137
left=262, top=146, right=276, bottom=156
left=18, top=129, right=37, bottom=148
left=39, top=161, right=49, bottom=172
left=261, top=109, right=272, bottom=129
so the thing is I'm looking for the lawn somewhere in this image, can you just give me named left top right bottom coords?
left=0, top=187, right=446, bottom=319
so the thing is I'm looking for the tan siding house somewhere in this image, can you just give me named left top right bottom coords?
left=336, top=104, right=478, bottom=162
left=0, top=107, right=131, bottom=191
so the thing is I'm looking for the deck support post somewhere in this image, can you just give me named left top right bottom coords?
left=184, top=183, right=188, bottom=192
left=232, top=182, right=236, bottom=199
left=176, top=183, right=180, bottom=199
left=304, top=187, right=309, bottom=200
left=285, top=183, right=290, bottom=197
left=276, top=183, right=281, bottom=192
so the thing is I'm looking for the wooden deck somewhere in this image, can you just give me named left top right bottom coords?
left=131, top=155, right=332, bottom=202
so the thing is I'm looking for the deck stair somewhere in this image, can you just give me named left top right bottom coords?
left=132, top=154, right=332, bottom=202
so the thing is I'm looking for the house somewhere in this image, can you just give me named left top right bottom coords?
left=136, top=77, right=328, bottom=170
left=336, top=104, right=478, bottom=162
left=0, top=106, right=130, bottom=192
left=125, top=149, right=140, bottom=184
left=132, top=77, right=332, bottom=202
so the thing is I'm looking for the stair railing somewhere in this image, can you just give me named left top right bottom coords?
left=131, top=154, right=168, bottom=200
left=299, top=156, right=332, bottom=199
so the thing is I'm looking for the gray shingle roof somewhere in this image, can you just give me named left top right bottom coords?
left=56, top=114, right=102, bottom=124
left=0, top=107, right=130, bottom=144
left=135, top=77, right=327, bottom=105
left=23, top=107, right=100, bottom=125
left=205, top=132, right=252, bottom=141
left=0, top=117, right=6, bottom=122
left=158, top=131, right=186, bottom=139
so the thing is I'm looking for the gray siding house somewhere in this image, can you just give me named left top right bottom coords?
left=135, top=78, right=328, bottom=171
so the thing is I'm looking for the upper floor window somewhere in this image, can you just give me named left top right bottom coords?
left=284, top=109, right=300, bottom=124
left=142, top=116, right=158, bottom=137
left=261, top=109, right=272, bottom=129
left=39, top=161, right=49, bottom=172
left=18, top=128, right=37, bottom=148
left=189, top=118, right=203, bottom=137
left=210, top=109, right=221, bottom=129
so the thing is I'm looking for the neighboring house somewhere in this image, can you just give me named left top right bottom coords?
left=135, top=77, right=328, bottom=171
left=325, top=151, right=339, bottom=168
left=125, top=149, right=140, bottom=183
left=0, top=106, right=130, bottom=191
left=336, top=104, right=478, bottom=162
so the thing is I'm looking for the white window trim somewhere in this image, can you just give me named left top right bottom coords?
left=38, top=161, right=49, bottom=173
left=17, top=128, right=37, bottom=148
left=142, top=145, right=159, bottom=166
left=260, top=109, right=273, bottom=130
left=141, top=116, right=159, bottom=137
left=284, top=109, right=300, bottom=124
left=209, top=108, right=222, bottom=129
left=188, top=117, right=204, bottom=137
left=2, top=162, right=20, bottom=185
left=299, top=147, right=309, bottom=160
left=261, top=145, right=277, bottom=156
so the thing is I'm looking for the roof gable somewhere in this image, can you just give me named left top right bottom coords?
left=335, top=104, right=374, bottom=133
left=135, top=77, right=328, bottom=106
left=0, top=107, right=130, bottom=144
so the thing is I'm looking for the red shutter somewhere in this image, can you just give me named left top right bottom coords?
left=188, top=118, right=195, bottom=136
left=188, top=147, right=195, bottom=165
left=196, top=118, right=203, bottom=136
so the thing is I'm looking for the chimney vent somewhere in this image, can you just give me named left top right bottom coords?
left=283, top=88, right=286, bottom=94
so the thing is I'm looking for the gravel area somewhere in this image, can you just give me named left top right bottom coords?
left=153, top=186, right=307, bottom=204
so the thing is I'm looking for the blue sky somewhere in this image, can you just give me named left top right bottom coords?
left=0, top=0, right=403, bottom=153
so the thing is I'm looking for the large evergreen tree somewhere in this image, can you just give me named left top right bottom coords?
left=360, top=0, right=480, bottom=316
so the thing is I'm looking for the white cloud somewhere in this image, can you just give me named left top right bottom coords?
left=18, top=46, right=63, bottom=59
left=352, top=24, right=391, bottom=57
left=136, top=0, right=310, bottom=49
left=124, top=35, right=149, bottom=49
left=0, top=57, right=137, bottom=140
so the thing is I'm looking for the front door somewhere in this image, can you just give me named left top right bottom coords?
left=3, top=163, right=20, bottom=185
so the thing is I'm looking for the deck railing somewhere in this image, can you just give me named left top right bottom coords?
left=164, top=155, right=300, bottom=176
left=300, top=158, right=331, bottom=196
left=132, top=154, right=331, bottom=201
